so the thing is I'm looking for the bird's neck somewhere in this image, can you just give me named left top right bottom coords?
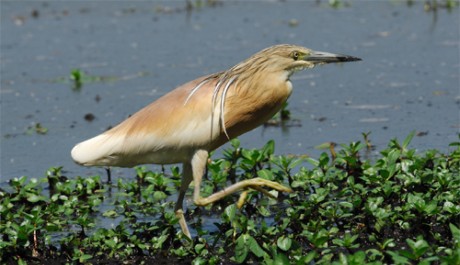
left=219, top=71, right=292, bottom=136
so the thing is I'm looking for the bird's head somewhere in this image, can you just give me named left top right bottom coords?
left=253, top=44, right=361, bottom=77
left=222, top=44, right=361, bottom=83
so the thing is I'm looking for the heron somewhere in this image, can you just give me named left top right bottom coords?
left=71, top=44, right=361, bottom=238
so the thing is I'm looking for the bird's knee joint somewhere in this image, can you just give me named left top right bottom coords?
left=193, top=197, right=209, bottom=207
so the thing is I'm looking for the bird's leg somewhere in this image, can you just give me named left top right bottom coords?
left=174, top=162, right=193, bottom=239
left=249, top=186, right=278, bottom=199
left=191, top=150, right=210, bottom=205
left=105, top=167, right=112, bottom=184
left=236, top=190, right=249, bottom=209
left=236, top=187, right=277, bottom=209
left=191, top=150, right=292, bottom=207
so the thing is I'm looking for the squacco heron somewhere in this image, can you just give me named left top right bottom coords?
left=71, top=44, right=360, bottom=238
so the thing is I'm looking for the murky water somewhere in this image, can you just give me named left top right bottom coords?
left=1, top=1, right=459, bottom=183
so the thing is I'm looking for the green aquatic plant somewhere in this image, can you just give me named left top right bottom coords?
left=0, top=134, right=459, bottom=264
left=69, top=68, right=83, bottom=90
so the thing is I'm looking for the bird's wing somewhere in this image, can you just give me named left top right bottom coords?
left=71, top=75, right=221, bottom=167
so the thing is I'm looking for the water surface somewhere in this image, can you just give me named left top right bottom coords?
left=1, top=1, right=459, bottom=182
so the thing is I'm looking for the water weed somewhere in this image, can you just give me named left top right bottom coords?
left=1, top=133, right=459, bottom=264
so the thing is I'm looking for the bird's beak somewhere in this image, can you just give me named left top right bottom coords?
left=307, top=50, right=361, bottom=64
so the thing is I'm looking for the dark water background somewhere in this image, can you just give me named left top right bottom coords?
left=1, top=1, right=459, bottom=183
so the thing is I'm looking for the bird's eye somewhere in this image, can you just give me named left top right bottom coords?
left=292, top=51, right=300, bottom=61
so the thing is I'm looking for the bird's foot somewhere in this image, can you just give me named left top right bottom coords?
left=194, top=177, right=292, bottom=207
left=235, top=178, right=292, bottom=208
left=175, top=209, right=192, bottom=240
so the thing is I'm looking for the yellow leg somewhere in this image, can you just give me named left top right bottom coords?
left=174, top=162, right=193, bottom=239
left=175, top=149, right=292, bottom=239
left=191, top=150, right=292, bottom=207
left=195, top=177, right=292, bottom=206
left=175, top=209, right=191, bottom=239
left=237, top=190, right=249, bottom=209
left=237, top=187, right=278, bottom=208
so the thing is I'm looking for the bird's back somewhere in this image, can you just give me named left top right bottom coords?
left=71, top=75, right=221, bottom=167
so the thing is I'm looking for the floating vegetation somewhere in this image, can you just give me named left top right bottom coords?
left=1, top=133, right=459, bottom=264
left=319, top=0, right=459, bottom=10
left=51, top=69, right=149, bottom=92
left=26, top=123, right=48, bottom=135
left=68, top=68, right=119, bottom=91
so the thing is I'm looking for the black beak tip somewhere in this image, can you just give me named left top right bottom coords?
left=339, top=55, right=362, bottom=62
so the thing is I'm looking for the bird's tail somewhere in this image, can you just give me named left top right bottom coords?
left=71, top=134, right=119, bottom=166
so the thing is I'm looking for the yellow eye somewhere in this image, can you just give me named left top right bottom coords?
left=292, top=51, right=300, bottom=61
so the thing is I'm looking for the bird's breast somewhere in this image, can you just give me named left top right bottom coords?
left=219, top=79, right=293, bottom=141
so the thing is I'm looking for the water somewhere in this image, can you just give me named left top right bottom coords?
left=1, top=1, right=459, bottom=182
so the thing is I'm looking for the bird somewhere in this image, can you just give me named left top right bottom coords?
left=71, top=44, right=361, bottom=238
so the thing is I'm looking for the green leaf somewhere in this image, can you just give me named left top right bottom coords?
left=402, top=131, right=415, bottom=150
left=102, top=210, right=118, bottom=218
left=305, top=157, right=319, bottom=167
left=348, top=250, right=366, bottom=263
left=257, top=205, right=271, bottom=217
left=257, top=169, right=274, bottom=180
left=235, top=234, right=250, bottom=263
left=79, top=254, right=93, bottom=263
left=297, top=251, right=316, bottom=264
left=153, top=191, right=167, bottom=201
left=231, top=138, right=240, bottom=149
left=450, top=223, right=460, bottom=247
left=192, top=257, right=207, bottom=265
left=234, top=234, right=266, bottom=263
left=248, top=236, right=266, bottom=258
left=224, top=204, right=236, bottom=222
left=339, top=201, right=354, bottom=209
left=27, top=194, right=45, bottom=203
left=273, top=252, right=290, bottom=265
left=263, top=140, right=275, bottom=156
left=387, top=250, right=411, bottom=265
left=406, top=236, right=429, bottom=258
left=277, top=236, right=292, bottom=251
left=315, top=142, right=332, bottom=150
